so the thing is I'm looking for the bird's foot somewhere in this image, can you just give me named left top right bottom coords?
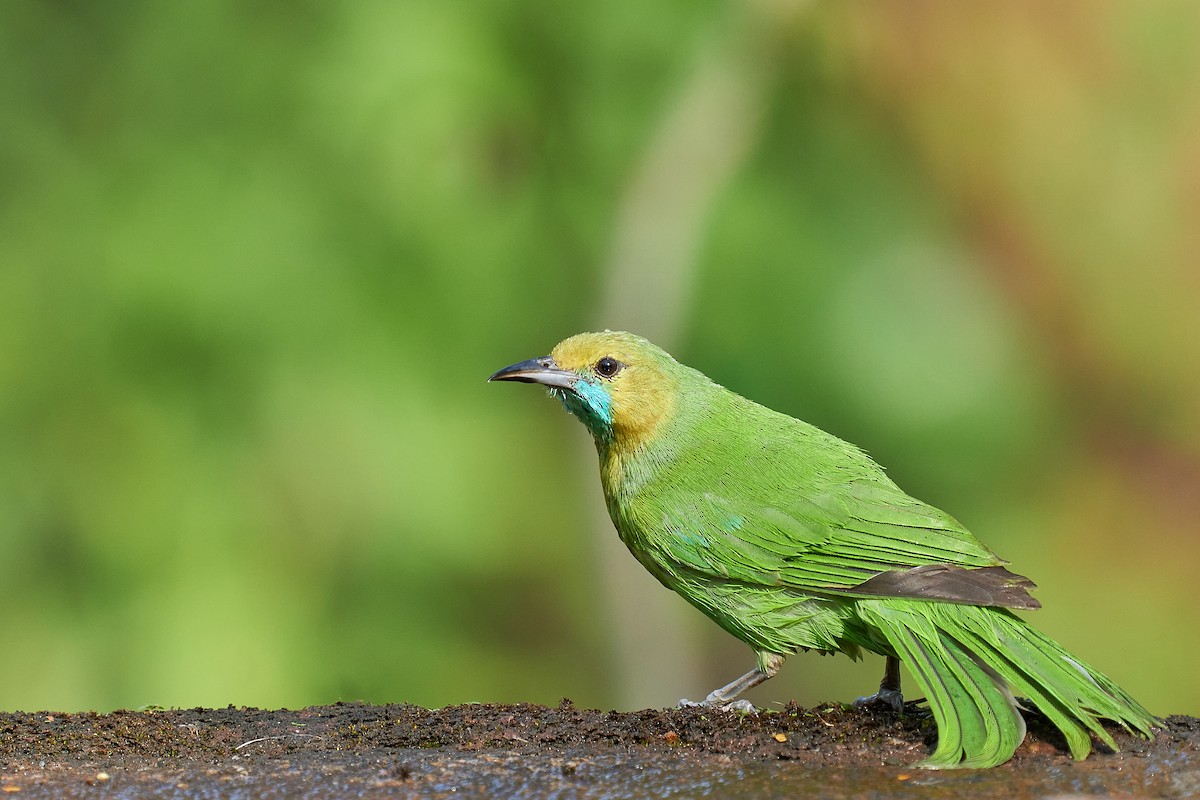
left=677, top=698, right=758, bottom=714
left=853, top=688, right=905, bottom=714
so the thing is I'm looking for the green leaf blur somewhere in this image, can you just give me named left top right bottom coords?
left=1, top=2, right=1196, bottom=715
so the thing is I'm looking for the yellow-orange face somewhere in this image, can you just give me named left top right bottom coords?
left=491, top=331, right=680, bottom=449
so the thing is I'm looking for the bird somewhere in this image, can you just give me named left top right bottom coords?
left=488, top=330, right=1157, bottom=769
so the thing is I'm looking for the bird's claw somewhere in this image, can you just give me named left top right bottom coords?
left=722, top=699, right=758, bottom=714
left=677, top=698, right=758, bottom=714
left=854, top=688, right=905, bottom=714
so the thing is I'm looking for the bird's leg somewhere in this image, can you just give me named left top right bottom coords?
left=854, top=654, right=904, bottom=713
left=678, top=652, right=784, bottom=713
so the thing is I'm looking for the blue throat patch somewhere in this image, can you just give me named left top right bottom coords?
left=551, top=379, right=614, bottom=442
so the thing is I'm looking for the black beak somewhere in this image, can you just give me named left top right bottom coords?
left=488, top=356, right=580, bottom=390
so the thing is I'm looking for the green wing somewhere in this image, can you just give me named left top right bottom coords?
left=627, top=406, right=1037, bottom=609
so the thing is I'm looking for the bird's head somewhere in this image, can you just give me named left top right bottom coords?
left=489, top=331, right=682, bottom=449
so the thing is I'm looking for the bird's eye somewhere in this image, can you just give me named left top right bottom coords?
left=594, top=356, right=624, bottom=379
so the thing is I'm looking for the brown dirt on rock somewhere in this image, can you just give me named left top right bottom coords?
left=0, top=701, right=1197, bottom=797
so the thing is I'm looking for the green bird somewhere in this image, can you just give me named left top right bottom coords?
left=489, top=330, right=1157, bottom=769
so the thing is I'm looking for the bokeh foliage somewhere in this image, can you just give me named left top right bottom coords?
left=1, top=1, right=1197, bottom=715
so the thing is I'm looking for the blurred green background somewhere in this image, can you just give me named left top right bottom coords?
left=2, top=2, right=1197, bottom=717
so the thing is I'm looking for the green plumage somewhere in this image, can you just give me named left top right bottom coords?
left=490, top=331, right=1157, bottom=768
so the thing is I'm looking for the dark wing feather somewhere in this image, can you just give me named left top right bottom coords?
left=850, top=564, right=1041, bottom=609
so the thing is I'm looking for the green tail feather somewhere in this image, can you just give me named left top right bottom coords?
left=857, top=600, right=1158, bottom=769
